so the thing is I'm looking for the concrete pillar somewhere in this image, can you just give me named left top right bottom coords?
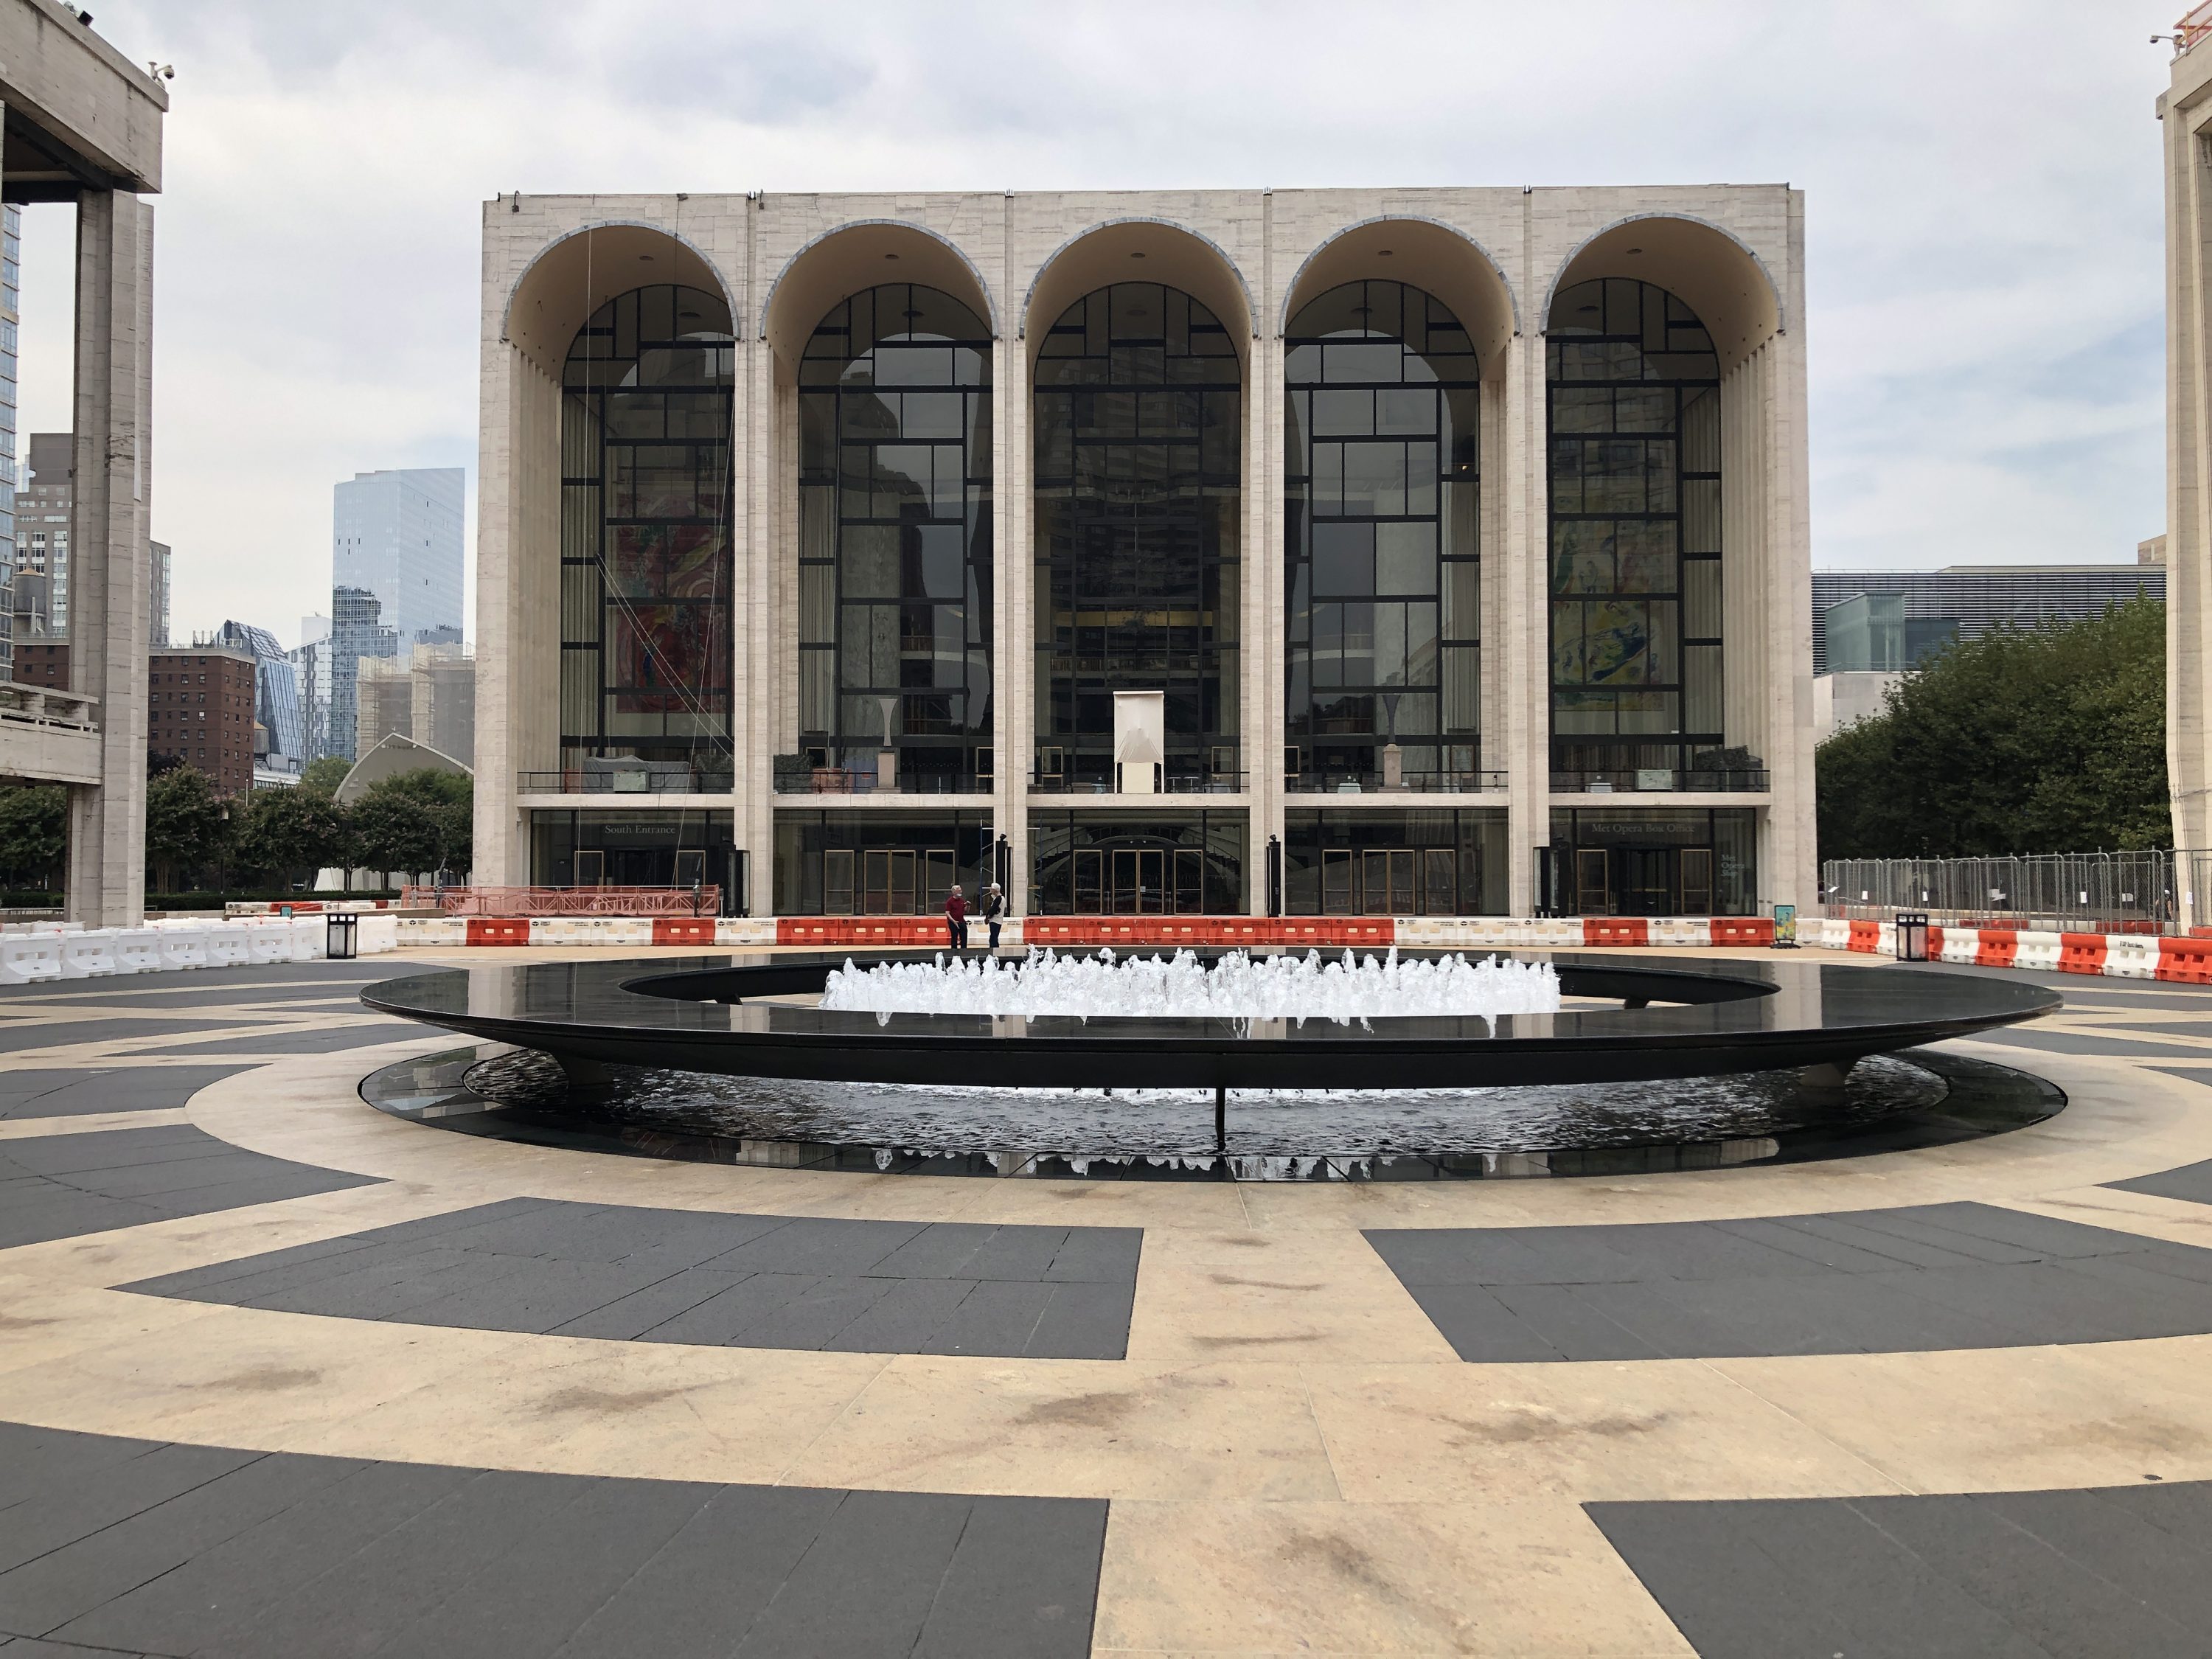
left=65, top=189, right=153, bottom=926
left=1500, top=330, right=1548, bottom=915
left=991, top=311, right=1027, bottom=911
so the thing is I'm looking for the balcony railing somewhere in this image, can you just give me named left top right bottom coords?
left=0, top=684, right=98, bottom=732
left=517, top=769, right=733, bottom=796
left=1551, top=768, right=1770, bottom=794
left=773, top=768, right=992, bottom=795
left=1286, top=770, right=1506, bottom=795
left=1029, top=771, right=1248, bottom=795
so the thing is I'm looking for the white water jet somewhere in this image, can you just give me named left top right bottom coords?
left=817, top=946, right=1562, bottom=1025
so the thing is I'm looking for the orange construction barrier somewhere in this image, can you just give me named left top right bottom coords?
left=1584, top=917, right=1649, bottom=946
left=1847, top=920, right=1880, bottom=952
left=465, top=917, right=530, bottom=946
left=1710, top=917, right=1776, bottom=946
left=1975, top=929, right=2017, bottom=969
left=652, top=918, right=717, bottom=946
left=2158, top=935, right=2212, bottom=984
left=776, top=918, right=951, bottom=947
left=2057, top=933, right=2110, bottom=976
left=1927, top=925, right=1946, bottom=958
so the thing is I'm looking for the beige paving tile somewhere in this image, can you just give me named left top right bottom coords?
left=782, top=1356, right=1343, bottom=1500
left=1093, top=1497, right=1694, bottom=1657
left=1302, top=1360, right=1904, bottom=1504
left=1712, top=1336, right=2212, bottom=1492
left=1126, top=1228, right=1460, bottom=1364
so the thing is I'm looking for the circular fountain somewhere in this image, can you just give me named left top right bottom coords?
left=358, top=947, right=2062, bottom=1180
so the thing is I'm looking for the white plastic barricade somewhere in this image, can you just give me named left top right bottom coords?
left=1938, top=926, right=1980, bottom=965
left=713, top=917, right=776, bottom=947
left=1877, top=922, right=1897, bottom=957
left=0, top=930, right=63, bottom=983
left=1649, top=918, right=1709, bottom=947
left=2107, top=935, right=2160, bottom=979
left=1526, top=919, right=1585, bottom=947
left=357, top=913, right=400, bottom=954
left=112, top=927, right=161, bottom=975
left=204, top=922, right=252, bottom=967
left=246, top=918, right=293, bottom=964
left=60, top=928, right=119, bottom=978
left=392, top=917, right=463, bottom=947
left=288, top=915, right=325, bottom=961
left=154, top=922, right=209, bottom=970
left=2014, top=931, right=2062, bottom=972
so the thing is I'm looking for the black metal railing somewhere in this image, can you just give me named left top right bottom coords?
left=1285, top=770, right=1506, bottom=794
left=517, top=770, right=734, bottom=795
left=1550, top=768, right=1770, bottom=794
left=1029, top=771, right=1248, bottom=795
left=772, top=769, right=993, bottom=795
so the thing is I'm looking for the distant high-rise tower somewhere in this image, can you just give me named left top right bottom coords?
left=327, top=586, right=397, bottom=761
left=20, top=432, right=67, bottom=638
left=332, top=468, right=465, bottom=652
left=0, top=205, right=18, bottom=684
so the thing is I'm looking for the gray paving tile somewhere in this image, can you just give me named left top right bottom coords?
left=1591, top=1481, right=2212, bottom=1659
left=1970, top=1027, right=2212, bottom=1058
left=1367, top=1202, right=2212, bottom=1360
left=0, top=1019, right=238, bottom=1055
left=0, top=1422, right=1103, bottom=1659
left=133, top=1023, right=420, bottom=1056
left=128, top=1197, right=1144, bottom=1360
left=2107, top=1153, right=2212, bottom=1206
left=0, top=1067, right=251, bottom=1119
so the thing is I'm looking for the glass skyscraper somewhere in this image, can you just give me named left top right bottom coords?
left=332, top=467, right=465, bottom=652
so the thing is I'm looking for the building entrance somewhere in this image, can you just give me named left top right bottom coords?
left=1547, top=808, right=1755, bottom=918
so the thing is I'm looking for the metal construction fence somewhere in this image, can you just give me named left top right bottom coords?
left=1819, top=853, right=2212, bottom=932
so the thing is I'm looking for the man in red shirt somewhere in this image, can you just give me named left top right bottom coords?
left=945, top=886, right=968, bottom=950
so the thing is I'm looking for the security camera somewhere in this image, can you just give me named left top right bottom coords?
left=145, top=62, right=173, bottom=80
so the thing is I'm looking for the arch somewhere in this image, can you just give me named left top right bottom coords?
left=1542, top=213, right=1783, bottom=372
left=501, top=219, right=737, bottom=376
left=1278, top=215, right=1517, bottom=373
left=760, top=220, right=998, bottom=372
left=1020, top=218, right=1256, bottom=361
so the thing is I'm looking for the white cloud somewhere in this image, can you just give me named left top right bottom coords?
left=21, top=0, right=2177, bottom=647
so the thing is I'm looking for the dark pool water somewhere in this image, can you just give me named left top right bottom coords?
left=460, top=1049, right=1949, bottom=1160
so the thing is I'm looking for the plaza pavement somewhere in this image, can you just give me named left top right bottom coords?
left=1, top=945, right=2211, bottom=1654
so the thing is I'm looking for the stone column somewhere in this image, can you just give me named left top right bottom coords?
left=65, top=189, right=153, bottom=926
left=1499, top=330, right=1548, bottom=915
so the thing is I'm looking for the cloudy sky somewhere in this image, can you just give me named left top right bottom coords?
left=25, top=0, right=2180, bottom=649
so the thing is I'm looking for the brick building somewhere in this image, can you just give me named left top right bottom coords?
left=147, top=644, right=257, bottom=797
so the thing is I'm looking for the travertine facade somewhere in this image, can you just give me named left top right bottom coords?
left=2168, top=44, right=2212, bottom=900
left=476, top=187, right=1813, bottom=919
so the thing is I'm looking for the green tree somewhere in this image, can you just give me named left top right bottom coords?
left=234, top=785, right=350, bottom=888
left=364, top=768, right=472, bottom=874
left=350, top=787, right=445, bottom=878
left=144, top=766, right=233, bottom=891
left=0, top=785, right=66, bottom=889
left=1817, top=597, right=2168, bottom=858
left=298, top=756, right=352, bottom=796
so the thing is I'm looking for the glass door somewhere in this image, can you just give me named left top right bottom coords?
left=1679, top=848, right=1714, bottom=915
left=863, top=849, right=917, bottom=915
left=1574, top=848, right=1610, bottom=915
left=1619, top=849, right=1673, bottom=916
left=1112, top=849, right=1166, bottom=913
left=823, top=849, right=855, bottom=915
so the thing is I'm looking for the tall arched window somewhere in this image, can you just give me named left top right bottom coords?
left=797, top=285, right=993, bottom=787
left=1033, top=282, right=1240, bottom=788
left=1284, top=280, right=1479, bottom=788
left=1545, top=276, right=1722, bottom=784
left=558, top=284, right=736, bottom=784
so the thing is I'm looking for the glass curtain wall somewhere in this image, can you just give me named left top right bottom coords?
left=773, top=810, right=991, bottom=916
left=1284, top=807, right=1506, bottom=916
left=1545, top=278, right=1722, bottom=784
left=560, top=285, right=737, bottom=785
left=1033, top=283, right=1240, bottom=789
left=797, top=285, right=993, bottom=790
left=1029, top=811, right=1245, bottom=915
left=1284, top=281, right=1481, bottom=788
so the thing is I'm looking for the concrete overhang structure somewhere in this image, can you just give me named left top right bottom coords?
left=0, top=0, right=163, bottom=923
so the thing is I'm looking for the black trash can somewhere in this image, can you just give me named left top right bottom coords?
left=1895, top=912, right=1929, bottom=962
left=325, top=913, right=358, bottom=961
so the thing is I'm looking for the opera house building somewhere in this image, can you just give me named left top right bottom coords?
left=473, top=187, right=1813, bottom=920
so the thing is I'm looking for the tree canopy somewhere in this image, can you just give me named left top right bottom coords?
left=144, top=766, right=234, bottom=891
left=234, top=785, right=351, bottom=887
left=297, top=756, right=352, bottom=797
left=0, top=785, right=66, bottom=889
left=1817, top=596, right=2168, bottom=859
